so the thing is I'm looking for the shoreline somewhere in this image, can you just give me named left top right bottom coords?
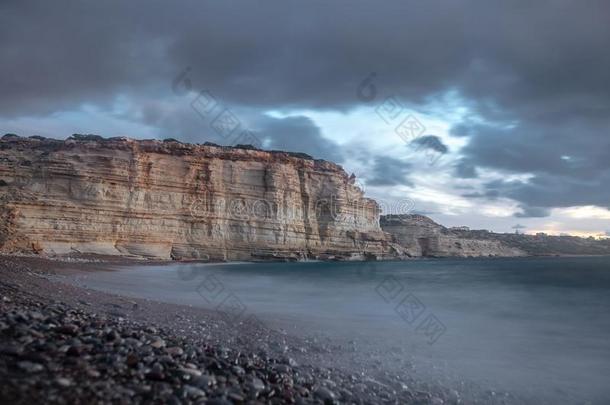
left=0, top=256, right=469, bottom=404
left=5, top=254, right=601, bottom=403
left=4, top=251, right=609, bottom=271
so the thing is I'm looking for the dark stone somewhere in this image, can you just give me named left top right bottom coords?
left=126, top=354, right=139, bottom=367
left=191, top=374, right=215, bottom=389
left=57, top=324, right=79, bottom=336
left=315, top=387, right=337, bottom=404
left=146, top=363, right=165, bottom=381
left=105, top=330, right=120, bottom=341
left=66, top=345, right=82, bottom=356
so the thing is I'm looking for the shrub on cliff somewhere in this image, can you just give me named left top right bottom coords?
left=69, top=134, right=105, bottom=142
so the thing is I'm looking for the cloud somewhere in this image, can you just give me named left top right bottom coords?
left=1, top=0, right=610, bottom=219
left=3, top=1, right=609, bottom=115
left=456, top=114, right=610, bottom=214
left=411, top=135, right=448, bottom=154
left=454, top=159, right=478, bottom=178
left=251, top=115, right=344, bottom=162
left=129, top=97, right=344, bottom=161
left=514, top=205, right=551, bottom=218
left=365, top=156, right=412, bottom=187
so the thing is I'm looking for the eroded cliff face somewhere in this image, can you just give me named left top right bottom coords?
left=380, top=214, right=526, bottom=257
left=0, top=135, right=395, bottom=261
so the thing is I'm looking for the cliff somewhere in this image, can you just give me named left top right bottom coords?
left=380, top=214, right=526, bottom=257
left=3, top=134, right=604, bottom=261
left=451, top=228, right=610, bottom=256
left=0, top=134, right=396, bottom=261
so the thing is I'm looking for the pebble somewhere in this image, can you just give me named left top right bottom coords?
left=231, top=365, right=245, bottom=376
left=274, top=364, right=292, bottom=374
left=0, top=259, right=452, bottom=405
left=150, top=339, right=166, bottom=349
left=249, top=377, right=266, bottom=392
left=146, top=362, right=165, bottom=381
left=55, top=377, right=72, bottom=387
left=57, top=324, right=79, bottom=335
left=282, top=356, right=298, bottom=367
left=17, top=361, right=44, bottom=373
left=315, top=386, right=336, bottom=403
left=86, top=369, right=101, bottom=378
left=228, top=392, right=245, bottom=402
left=105, top=329, right=120, bottom=341
left=191, top=374, right=215, bottom=389
left=179, top=367, right=202, bottom=378
left=183, top=385, right=206, bottom=398
left=166, top=346, right=183, bottom=356
left=0, top=344, right=23, bottom=357
left=126, top=353, right=139, bottom=367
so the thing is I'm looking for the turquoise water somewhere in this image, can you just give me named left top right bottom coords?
left=75, top=256, right=610, bottom=404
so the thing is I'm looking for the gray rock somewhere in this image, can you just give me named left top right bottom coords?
left=17, top=361, right=44, bottom=373
left=183, top=385, right=207, bottom=398
left=55, top=378, right=72, bottom=388
left=166, top=346, right=183, bottom=356
left=231, top=365, right=245, bottom=376
left=249, top=377, right=266, bottom=392
left=191, top=374, right=215, bottom=388
left=315, top=386, right=336, bottom=403
left=57, top=324, right=79, bottom=335
left=150, top=338, right=166, bottom=349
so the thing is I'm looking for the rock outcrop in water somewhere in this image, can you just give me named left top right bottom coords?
left=380, top=214, right=526, bottom=257
left=0, top=134, right=397, bottom=260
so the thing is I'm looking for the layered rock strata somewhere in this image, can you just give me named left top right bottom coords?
left=380, top=214, right=526, bottom=257
left=0, top=135, right=394, bottom=261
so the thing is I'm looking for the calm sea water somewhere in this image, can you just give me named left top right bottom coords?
left=72, top=256, right=610, bottom=404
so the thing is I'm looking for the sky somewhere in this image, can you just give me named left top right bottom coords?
left=1, top=0, right=609, bottom=236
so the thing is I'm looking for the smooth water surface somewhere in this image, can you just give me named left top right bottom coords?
left=72, top=256, right=610, bottom=404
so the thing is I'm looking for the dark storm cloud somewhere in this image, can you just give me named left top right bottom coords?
left=411, top=136, right=448, bottom=154
left=136, top=98, right=342, bottom=162
left=0, top=1, right=173, bottom=115
left=458, top=116, right=610, bottom=213
left=251, top=115, right=344, bottom=163
left=1, top=0, right=609, bottom=212
left=454, top=159, right=478, bottom=179
left=3, top=0, right=609, bottom=114
left=365, top=157, right=412, bottom=187
left=514, top=206, right=551, bottom=219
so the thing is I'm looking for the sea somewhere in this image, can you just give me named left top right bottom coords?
left=70, top=256, right=610, bottom=404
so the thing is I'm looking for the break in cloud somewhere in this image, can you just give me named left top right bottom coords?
left=1, top=0, right=609, bottom=235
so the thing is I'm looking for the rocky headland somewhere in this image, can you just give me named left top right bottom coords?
left=380, top=215, right=526, bottom=258
left=1, top=134, right=608, bottom=261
